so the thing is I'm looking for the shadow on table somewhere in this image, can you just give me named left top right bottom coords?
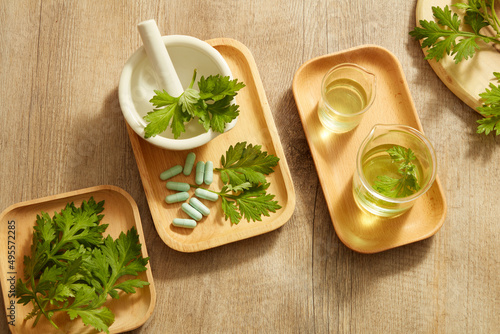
left=152, top=222, right=284, bottom=281
left=311, top=172, right=435, bottom=307
left=56, top=87, right=142, bottom=195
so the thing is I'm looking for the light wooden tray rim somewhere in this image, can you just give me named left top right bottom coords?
left=415, top=0, right=500, bottom=112
left=0, top=185, right=156, bottom=333
left=293, top=44, right=447, bottom=254
left=126, top=38, right=296, bottom=252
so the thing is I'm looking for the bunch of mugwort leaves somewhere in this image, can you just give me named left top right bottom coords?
left=212, top=142, right=282, bottom=224
left=16, top=198, right=149, bottom=333
left=409, top=1, right=500, bottom=135
left=373, top=146, right=421, bottom=198
left=144, top=69, right=245, bottom=139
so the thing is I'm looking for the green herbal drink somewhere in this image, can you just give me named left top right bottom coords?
left=354, top=144, right=423, bottom=217
left=362, top=144, right=423, bottom=190
left=324, top=78, right=367, bottom=114
left=353, top=125, right=436, bottom=218
left=318, top=78, right=368, bottom=132
left=317, top=63, right=375, bottom=133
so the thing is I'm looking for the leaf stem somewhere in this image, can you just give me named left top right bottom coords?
left=188, top=69, right=197, bottom=89
left=490, top=0, right=500, bottom=34
left=477, top=0, right=500, bottom=36
left=31, top=294, right=58, bottom=329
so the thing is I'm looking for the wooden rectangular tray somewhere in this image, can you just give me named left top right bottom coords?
left=0, top=185, right=156, bottom=334
left=126, top=38, right=296, bottom=252
left=293, top=45, right=447, bottom=254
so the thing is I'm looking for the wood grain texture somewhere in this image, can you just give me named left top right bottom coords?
left=0, top=0, right=498, bottom=333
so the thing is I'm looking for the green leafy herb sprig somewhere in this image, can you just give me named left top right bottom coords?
left=409, top=1, right=500, bottom=135
left=477, top=72, right=500, bottom=135
left=182, top=142, right=281, bottom=225
left=213, top=142, right=281, bottom=224
left=16, top=198, right=150, bottom=334
left=144, top=69, right=245, bottom=139
left=373, top=146, right=421, bottom=198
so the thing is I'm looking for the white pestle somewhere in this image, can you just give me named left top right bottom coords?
left=137, top=19, right=184, bottom=97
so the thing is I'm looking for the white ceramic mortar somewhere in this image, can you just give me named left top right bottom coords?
left=119, top=26, right=236, bottom=150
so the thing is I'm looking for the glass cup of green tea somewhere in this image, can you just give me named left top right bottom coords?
left=352, top=124, right=437, bottom=218
left=317, top=63, right=376, bottom=133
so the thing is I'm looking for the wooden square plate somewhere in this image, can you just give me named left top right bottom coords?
left=0, top=185, right=156, bottom=333
left=125, top=38, right=296, bottom=252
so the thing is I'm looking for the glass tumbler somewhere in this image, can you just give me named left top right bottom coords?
left=317, top=63, right=376, bottom=133
left=352, top=124, right=437, bottom=218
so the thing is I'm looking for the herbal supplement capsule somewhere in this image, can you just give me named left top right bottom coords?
left=165, top=191, right=189, bottom=204
left=195, top=161, right=205, bottom=185
left=181, top=203, right=202, bottom=221
left=204, top=161, right=214, bottom=185
left=166, top=181, right=190, bottom=192
left=160, top=165, right=183, bottom=180
left=172, top=218, right=197, bottom=228
left=189, top=197, right=210, bottom=216
left=195, top=188, right=219, bottom=201
left=183, top=152, right=196, bottom=176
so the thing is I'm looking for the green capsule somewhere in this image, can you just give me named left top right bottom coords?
left=183, top=152, right=196, bottom=176
left=172, top=218, right=197, bottom=228
left=204, top=161, right=213, bottom=185
left=189, top=197, right=210, bottom=216
left=195, top=188, right=219, bottom=201
left=181, top=203, right=202, bottom=221
left=166, top=181, right=190, bottom=192
left=165, top=191, right=189, bottom=204
left=160, top=165, right=183, bottom=180
left=195, top=161, right=205, bottom=185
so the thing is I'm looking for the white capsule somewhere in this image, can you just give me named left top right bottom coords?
left=195, top=188, right=219, bottom=201
left=181, top=203, right=202, bottom=221
left=189, top=197, right=210, bottom=216
left=172, top=218, right=197, bottom=228
left=183, top=152, right=196, bottom=176
left=165, top=191, right=189, bottom=204
left=195, top=161, right=205, bottom=185
left=160, top=165, right=183, bottom=180
left=204, top=161, right=213, bottom=185
left=166, top=181, right=190, bottom=192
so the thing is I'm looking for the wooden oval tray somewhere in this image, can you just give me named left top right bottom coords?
left=0, top=185, right=156, bottom=333
left=416, top=0, right=500, bottom=112
left=125, top=38, right=296, bottom=252
left=292, top=45, right=447, bottom=254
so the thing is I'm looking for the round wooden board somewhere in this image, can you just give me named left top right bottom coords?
left=415, top=0, right=500, bottom=112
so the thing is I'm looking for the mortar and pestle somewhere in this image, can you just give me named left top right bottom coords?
left=119, top=19, right=236, bottom=150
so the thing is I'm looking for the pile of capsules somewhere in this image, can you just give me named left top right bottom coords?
left=160, top=152, right=218, bottom=228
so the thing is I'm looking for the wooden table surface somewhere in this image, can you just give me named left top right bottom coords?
left=1, top=1, right=498, bottom=333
